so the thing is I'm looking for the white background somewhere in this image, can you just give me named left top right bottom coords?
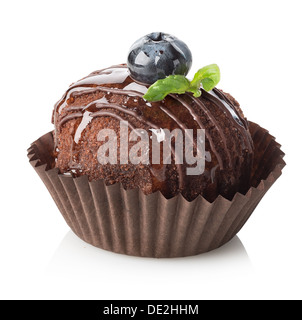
left=0, top=0, right=301, bottom=300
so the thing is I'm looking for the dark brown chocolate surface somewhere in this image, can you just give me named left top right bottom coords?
left=52, top=64, right=254, bottom=202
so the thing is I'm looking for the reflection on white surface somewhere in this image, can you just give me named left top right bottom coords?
left=47, top=231, right=251, bottom=281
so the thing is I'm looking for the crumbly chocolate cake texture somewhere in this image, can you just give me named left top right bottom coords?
left=53, top=64, right=254, bottom=202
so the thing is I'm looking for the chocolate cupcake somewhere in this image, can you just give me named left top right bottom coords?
left=28, top=32, right=285, bottom=257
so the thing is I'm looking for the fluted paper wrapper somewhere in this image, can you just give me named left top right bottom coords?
left=27, top=121, right=285, bottom=258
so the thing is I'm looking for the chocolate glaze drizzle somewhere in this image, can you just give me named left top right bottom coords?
left=53, top=64, right=252, bottom=191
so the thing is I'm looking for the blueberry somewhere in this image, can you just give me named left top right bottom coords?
left=127, top=32, right=192, bottom=84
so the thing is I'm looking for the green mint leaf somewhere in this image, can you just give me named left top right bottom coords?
left=143, top=64, right=220, bottom=102
left=143, top=75, right=190, bottom=102
left=187, top=86, right=202, bottom=98
left=190, top=64, right=220, bottom=92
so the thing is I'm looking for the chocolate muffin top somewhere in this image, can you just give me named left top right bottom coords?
left=52, top=64, right=253, bottom=202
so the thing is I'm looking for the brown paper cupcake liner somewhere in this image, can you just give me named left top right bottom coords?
left=27, top=121, right=285, bottom=258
